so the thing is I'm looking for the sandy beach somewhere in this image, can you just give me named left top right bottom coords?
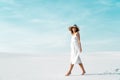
left=0, top=52, right=120, bottom=80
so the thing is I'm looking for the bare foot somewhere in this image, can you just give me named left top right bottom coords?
left=65, top=72, right=71, bottom=76
left=81, top=71, right=86, bottom=75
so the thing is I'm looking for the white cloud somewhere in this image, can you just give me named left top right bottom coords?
left=0, top=0, right=16, bottom=5
left=93, top=7, right=110, bottom=14
left=97, top=0, right=120, bottom=8
left=0, top=21, right=69, bottom=54
left=30, top=19, right=41, bottom=23
left=29, top=18, right=69, bottom=29
left=0, top=0, right=23, bottom=19
left=30, top=19, right=58, bottom=24
left=0, top=6, right=12, bottom=11
left=98, top=0, right=113, bottom=6
left=86, top=39, right=112, bottom=45
left=115, top=2, right=120, bottom=7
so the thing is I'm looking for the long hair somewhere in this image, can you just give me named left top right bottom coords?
left=69, top=24, right=80, bottom=34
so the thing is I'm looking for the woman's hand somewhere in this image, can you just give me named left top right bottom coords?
left=80, top=47, right=82, bottom=53
left=78, top=41, right=82, bottom=53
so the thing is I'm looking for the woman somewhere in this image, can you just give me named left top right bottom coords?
left=65, top=24, right=86, bottom=76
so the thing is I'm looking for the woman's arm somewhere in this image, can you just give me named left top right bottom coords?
left=76, top=32, right=82, bottom=52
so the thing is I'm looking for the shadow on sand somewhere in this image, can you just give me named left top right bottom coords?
left=70, top=73, right=120, bottom=76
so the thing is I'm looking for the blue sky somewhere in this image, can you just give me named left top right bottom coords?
left=0, top=0, right=120, bottom=54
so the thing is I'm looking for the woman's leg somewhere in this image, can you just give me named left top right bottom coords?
left=78, top=63, right=86, bottom=75
left=65, top=64, right=74, bottom=76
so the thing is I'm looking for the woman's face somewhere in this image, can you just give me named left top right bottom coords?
left=72, top=27, right=76, bottom=33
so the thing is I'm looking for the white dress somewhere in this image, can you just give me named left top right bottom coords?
left=70, top=34, right=82, bottom=64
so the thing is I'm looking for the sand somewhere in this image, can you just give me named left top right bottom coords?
left=0, top=52, right=120, bottom=80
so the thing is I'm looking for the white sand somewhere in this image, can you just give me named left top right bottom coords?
left=0, top=52, right=120, bottom=80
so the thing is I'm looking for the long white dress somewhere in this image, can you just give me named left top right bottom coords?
left=70, top=34, right=82, bottom=64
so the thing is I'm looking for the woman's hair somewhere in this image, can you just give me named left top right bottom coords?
left=69, top=24, right=80, bottom=34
